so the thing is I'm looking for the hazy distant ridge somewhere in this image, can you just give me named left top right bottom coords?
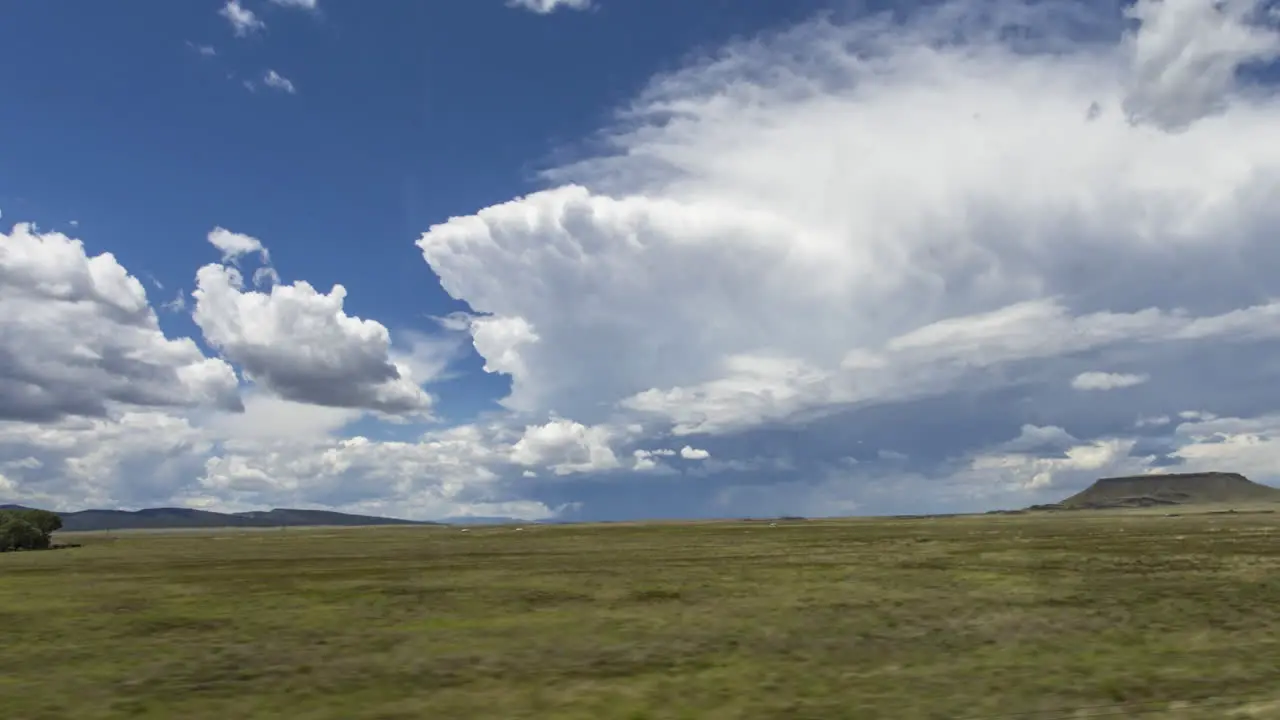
left=0, top=505, right=437, bottom=532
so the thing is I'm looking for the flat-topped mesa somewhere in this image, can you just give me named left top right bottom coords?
left=1091, top=472, right=1250, bottom=495
left=1055, top=471, right=1280, bottom=510
left=1093, top=471, right=1247, bottom=485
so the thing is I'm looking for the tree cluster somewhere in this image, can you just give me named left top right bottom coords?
left=0, top=509, right=63, bottom=551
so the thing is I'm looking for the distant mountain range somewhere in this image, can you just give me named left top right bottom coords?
left=0, top=504, right=441, bottom=532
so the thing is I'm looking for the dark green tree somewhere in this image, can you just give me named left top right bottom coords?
left=0, top=509, right=61, bottom=551
left=16, top=508, right=62, bottom=537
left=0, top=515, right=47, bottom=551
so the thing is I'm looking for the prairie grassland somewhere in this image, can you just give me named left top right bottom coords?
left=4, top=512, right=1280, bottom=719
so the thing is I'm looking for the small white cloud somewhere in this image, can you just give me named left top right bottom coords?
left=632, top=450, right=658, bottom=471
left=208, top=227, right=270, bottom=265
left=262, top=70, right=296, bottom=95
left=219, top=0, right=265, bottom=37
left=509, top=419, right=620, bottom=475
left=522, top=470, right=537, bottom=478
left=633, top=447, right=679, bottom=471
left=507, top=0, right=592, bottom=13
left=162, top=289, right=187, bottom=313
left=1071, top=371, right=1150, bottom=391
left=252, top=266, right=282, bottom=288
left=1000, top=425, right=1078, bottom=452
left=268, top=0, right=318, bottom=9
left=187, top=41, right=217, bottom=57
left=680, top=446, right=710, bottom=460
left=1178, top=410, right=1218, bottom=421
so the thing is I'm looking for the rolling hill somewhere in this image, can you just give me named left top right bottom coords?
left=1033, top=471, right=1280, bottom=511
left=0, top=505, right=438, bottom=532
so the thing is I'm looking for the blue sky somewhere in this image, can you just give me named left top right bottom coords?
left=2, top=0, right=1280, bottom=521
left=1, top=0, right=842, bottom=423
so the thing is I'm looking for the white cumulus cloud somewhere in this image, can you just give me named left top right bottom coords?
left=509, top=419, right=620, bottom=475
left=1071, top=371, right=1151, bottom=391
left=680, top=446, right=710, bottom=460
left=208, top=227, right=270, bottom=265
left=219, top=0, right=265, bottom=36
left=191, top=262, right=434, bottom=415
left=419, top=0, right=1280, bottom=446
left=507, top=0, right=592, bottom=14
left=0, top=407, right=559, bottom=521
left=187, top=42, right=217, bottom=57
left=0, top=223, right=241, bottom=422
left=262, top=70, right=297, bottom=94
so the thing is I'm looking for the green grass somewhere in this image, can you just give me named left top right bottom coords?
left=5, top=513, right=1280, bottom=719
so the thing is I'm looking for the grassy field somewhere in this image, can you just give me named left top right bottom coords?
left=4, top=513, right=1280, bottom=719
